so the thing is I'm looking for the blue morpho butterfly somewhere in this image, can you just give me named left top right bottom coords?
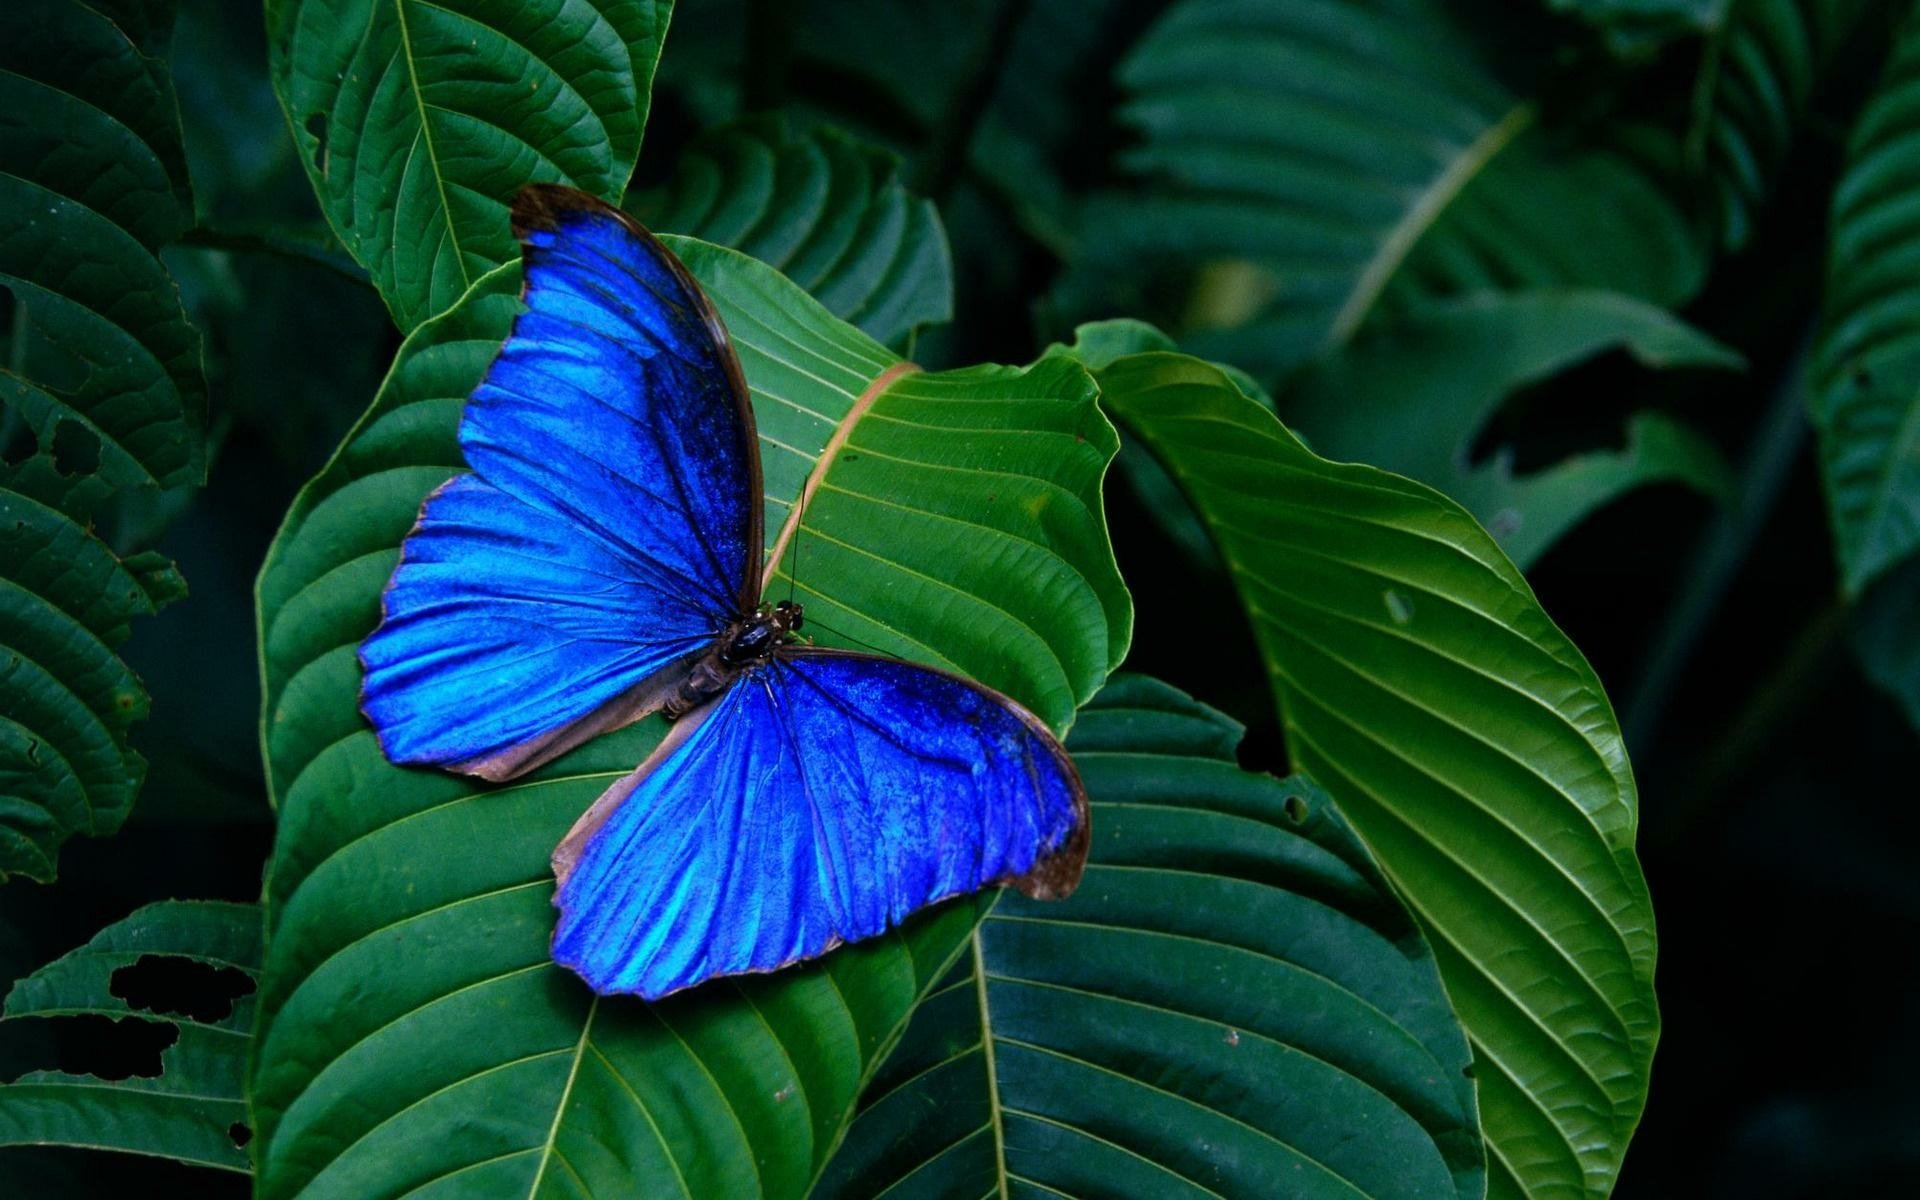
left=359, top=185, right=1089, bottom=1000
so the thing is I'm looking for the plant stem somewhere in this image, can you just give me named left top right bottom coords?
left=1623, top=328, right=1813, bottom=754
left=911, top=0, right=1033, bottom=205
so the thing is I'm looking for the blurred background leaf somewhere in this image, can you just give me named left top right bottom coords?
left=815, top=674, right=1485, bottom=1200
left=1809, top=1, right=1920, bottom=596
left=629, top=115, right=954, bottom=348
left=0, top=0, right=207, bottom=880
left=1687, top=0, right=1889, bottom=252
left=1285, top=290, right=1741, bottom=566
left=1050, top=0, right=1709, bottom=385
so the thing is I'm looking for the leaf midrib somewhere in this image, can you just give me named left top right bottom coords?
left=1328, top=103, right=1535, bottom=346
left=390, top=0, right=472, bottom=302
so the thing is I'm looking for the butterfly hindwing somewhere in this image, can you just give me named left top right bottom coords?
left=360, top=188, right=760, bottom=780
left=550, top=650, right=1090, bottom=998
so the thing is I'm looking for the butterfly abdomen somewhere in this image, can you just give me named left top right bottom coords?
left=662, top=600, right=806, bottom=719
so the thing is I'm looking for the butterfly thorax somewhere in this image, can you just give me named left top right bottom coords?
left=662, top=601, right=805, bottom=720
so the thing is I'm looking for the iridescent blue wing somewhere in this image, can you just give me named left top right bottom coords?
left=360, top=187, right=761, bottom=780
left=550, top=650, right=1090, bottom=998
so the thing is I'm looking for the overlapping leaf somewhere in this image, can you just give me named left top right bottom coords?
left=815, top=674, right=1485, bottom=1200
left=1090, top=351, right=1658, bottom=1200
left=265, top=0, right=672, bottom=330
left=1810, top=2, right=1920, bottom=595
left=0, top=0, right=204, bottom=880
left=0, top=900, right=259, bottom=1172
left=251, top=239, right=1128, bottom=1197
left=1285, top=291, right=1739, bottom=566
left=1054, top=0, right=1706, bottom=383
left=1689, top=0, right=1883, bottom=251
left=629, top=115, right=953, bottom=346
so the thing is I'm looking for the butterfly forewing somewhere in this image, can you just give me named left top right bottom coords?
left=359, top=188, right=762, bottom=780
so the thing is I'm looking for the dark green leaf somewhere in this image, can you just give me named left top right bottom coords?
left=1809, top=2, right=1920, bottom=594
left=1544, top=0, right=1714, bottom=55
left=0, top=0, right=207, bottom=880
left=1092, top=351, right=1658, bottom=1200
left=1689, top=0, right=1882, bottom=251
left=815, top=674, right=1486, bottom=1200
left=1285, top=291, right=1740, bottom=566
left=629, top=115, right=953, bottom=346
left=1055, top=0, right=1706, bottom=383
left=0, top=900, right=260, bottom=1172
left=266, top=0, right=672, bottom=330
left=1851, top=556, right=1920, bottom=730
left=250, top=239, right=1128, bottom=1197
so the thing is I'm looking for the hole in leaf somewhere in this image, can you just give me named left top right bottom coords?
left=1, top=414, right=33, bottom=467
left=304, top=112, right=329, bottom=176
left=50, top=419, right=99, bottom=476
left=228, top=1122, right=253, bottom=1148
left=1282, top=795, right=1309, bottom=825
left=111, top=954, right=256, bottom=1024
left=1462, top=1063, right=1476, bottom=1080
left=50, top=1014, right=178, bottom=1080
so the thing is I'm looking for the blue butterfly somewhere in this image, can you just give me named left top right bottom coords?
left=359, top=185, right=1089, bottom=1000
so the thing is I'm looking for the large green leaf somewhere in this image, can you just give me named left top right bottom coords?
left=250, top=240, right=1129, bottom=1197
left=265, top=0, right=672, bottom=331
left=1091, top=352, right=1658, bottom=1200
left=1054, top=0, right=1706, bottom=383
left=0, top=0, right=204, bottom=880
left=1688, top=0, right=1883, bottom=251
left=1810, top=2, right=1920, bottom=595
left=815, top=674, right=1485, bottom=1200
left=0, top=900, right=260, bottom=1172
left=1285, top=291, right=1739, bottom=567
left=629, top=115, right=953, bottom=347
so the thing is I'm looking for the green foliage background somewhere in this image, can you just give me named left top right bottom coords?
left=3, top=0, right=1918, bottom=1197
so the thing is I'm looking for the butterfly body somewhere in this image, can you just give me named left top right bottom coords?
left=360, top=184, right=1088, bottom=1000
left=664, top=599, right=805, bottom=719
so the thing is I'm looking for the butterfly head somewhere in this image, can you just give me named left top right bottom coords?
left=718, top=600, right=805, bottom=668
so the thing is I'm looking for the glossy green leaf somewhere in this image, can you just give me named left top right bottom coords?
left=1285, top=291, right=1740, bottom=566
left=629, top=115, right=953, bottom=347
left=1689, top=0, right=1882, bottom=251
left=1054, top=0, right=1706, bottom=383
left=1810, top=3, right=1920, bottom=595
left=1092, top=352, right=1658, bottom=1200
left=815, top=674, right=1486, bottom=1200
left=0, top=0, right=205, bottom=880
left=250, top=239, right=1129, bottom=1197
left=266, top=0, right=672, bottom=331
left=0, top=900, right=260, bottom=1172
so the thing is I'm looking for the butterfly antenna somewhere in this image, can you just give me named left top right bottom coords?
left=801, top=616, right=895, bottom=658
